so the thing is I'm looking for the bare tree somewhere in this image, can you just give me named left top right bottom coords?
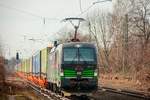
left=55, top=26, right=91, bottom=43
left=112, top=0, right=150, bottom=73
left=86, top=11, right=114, bottom=71
left=130, top=0, right=150, bottom=44
left=127, top=0, right=150, bottom=66
left=0, top=37, right=3, bottom=57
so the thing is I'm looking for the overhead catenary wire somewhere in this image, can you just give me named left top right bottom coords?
left=0, top=2, right=60, bottom=21
left=0, top=2, right=61, bottom=58
left=77, top=4, right=94, bottom=17
left=77, top=0, right=112, bottom=17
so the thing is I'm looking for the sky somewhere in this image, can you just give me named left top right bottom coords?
left=0, top=0, right=113, bottom=59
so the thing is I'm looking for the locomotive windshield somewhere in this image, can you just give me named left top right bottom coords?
left=79, top=48, right=95, bottom=62
left=63, top=47, right=96, bottom=64
left=63, top=47, right=78, bottom=62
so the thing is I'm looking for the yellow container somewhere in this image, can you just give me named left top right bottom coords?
left=41, top=47, right=52, bottom=78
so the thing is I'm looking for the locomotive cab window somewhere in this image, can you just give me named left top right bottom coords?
left=63, top=47, right=78, bottom=62
left=79, top=48, right=95, bottom=62
left=63, top=47, right=96, bottom=64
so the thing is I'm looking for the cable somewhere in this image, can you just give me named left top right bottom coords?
left=0, top=2, right=60, bottom=21
left=77, top=0, right=112, bottom=17
left=77, top=4, right=94, bottom=17
left=93, top=0, right=112, bottom=5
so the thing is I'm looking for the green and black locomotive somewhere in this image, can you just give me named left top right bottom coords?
left=47, top=42, right=98, bottom=93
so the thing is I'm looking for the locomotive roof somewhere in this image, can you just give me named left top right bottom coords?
left=62, top=42, right=96, bottom=48
left=50, top=42, right=96, bottom=53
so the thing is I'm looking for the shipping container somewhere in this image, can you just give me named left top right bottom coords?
left=29, top=57, right=32, bottom=74
left=18, top=62, right=22, bottom=72
left=41, top=47, right=52, bottom=78
left=32, top=55, right=36, bottom=75
left=33, top=51, right=41, bottom=76
left=22, top=59, right=26, bottom=73
left=26, top=59, right=30, bottom=74
left=24, top=60, right=26, bottom=73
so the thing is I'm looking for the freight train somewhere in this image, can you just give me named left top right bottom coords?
left=17, top=42, right=98, bottom=96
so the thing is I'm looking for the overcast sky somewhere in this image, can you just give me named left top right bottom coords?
left=0, top=0, right=112, bottom=59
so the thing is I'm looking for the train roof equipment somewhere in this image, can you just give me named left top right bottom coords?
left=62, top=17, right=85, bottom=42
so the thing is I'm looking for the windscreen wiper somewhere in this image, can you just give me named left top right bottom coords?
left=78, top=52, right=87, bottom=64
left=70, top=51, right=78, bottom=64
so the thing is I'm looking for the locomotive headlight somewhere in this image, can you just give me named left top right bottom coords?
left=76, top=44, right=81, bottom=48
left=60, top=70, right=64, bottom=76
left=94, top=69, right=98, bottom=76
left=60, top=72, right=64, bottom=76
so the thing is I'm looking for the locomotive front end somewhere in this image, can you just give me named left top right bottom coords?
left=60, top=43, right=98, bottom=92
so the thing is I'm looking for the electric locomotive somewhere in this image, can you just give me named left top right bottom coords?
left=47, top=42, right=98, bottom=93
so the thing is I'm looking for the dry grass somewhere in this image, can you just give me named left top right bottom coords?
left=100, top=72, right=150, bottom=95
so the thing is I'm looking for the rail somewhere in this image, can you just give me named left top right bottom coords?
left=99, top=86, right=150, bottom=99
left=27, top=81, right=70, bottom=100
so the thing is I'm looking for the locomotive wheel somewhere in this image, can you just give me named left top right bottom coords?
left=53, top=84, right=58, bottom=93
left=46, top=83, right=51, bottom=90
left=61, top=92, right=64, bottom=97
left=58, top=87, right=61, bottom=94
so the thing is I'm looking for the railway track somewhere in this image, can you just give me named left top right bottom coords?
left=28, top=82, right=150, bottom=100
left=26, top=77, right=150, bottom=100
left=99, top=86, right=150, bottom=100
left=27, top=81, right=70, bottom=100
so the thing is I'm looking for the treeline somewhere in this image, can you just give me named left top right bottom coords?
left=85, top=0, right=150, bottom=76
left=56, top=0, right=150, bottom=79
